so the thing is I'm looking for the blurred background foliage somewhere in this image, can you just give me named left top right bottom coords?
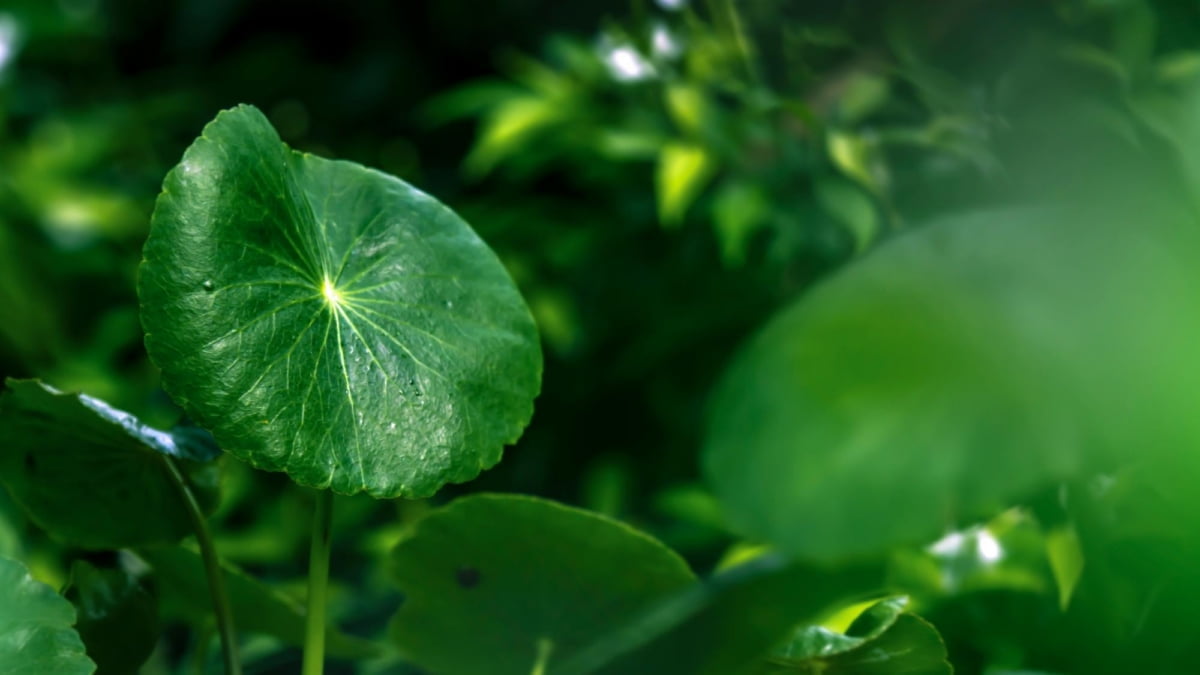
left=4, top=0, right=1200, bottom=673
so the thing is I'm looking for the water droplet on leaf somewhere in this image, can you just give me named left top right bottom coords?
left=202, top=280, right=215, bottom=292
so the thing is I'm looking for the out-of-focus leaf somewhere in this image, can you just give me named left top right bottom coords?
left=1045, top=523, right=1085, bottom=610
left=0, top=379, right=219, bottom=549
left=501, top=49, right=579, bottom=97
left=1154, top=52, right=1200, bottom=83
left=1058, top=43, right=1129, bottom=85
left=836, top=73, right=891, bottom=124
left=527, top=288, right=582, bottom=357
left=654, top=483, right=728, bottom=533
left=388, top=494, right=695, bottom=675
left=758, top=597, right=951, bottom=674
left=1132, top=75, right=1200, bottom=204
left=63, top=561, right=158, bottom=675
left=592, top=130, right=666, bottom=160
left=0, top=222, right=61, bottom=366
left=705, top=203, right=1200, bottom=561
left=0, top=494, right=22, bottom=560
left=139, top=105, right=542, bottom=498
left=137, top=545, right=380, bottom=660
left=665, top=84, right=709, bottom=135
left=826, top=132, right=878, bottom=192
left=1110, top=1, right=1156, bottom=73
left=558, top=554, right=884, bottom=675
left=657, top=141, right=716, bottom=227
left=7, top=115, right=149, bottom=244
left=712, top=180, right=769, bottom=266
left=581, top=456, right=632, bottom=518
left=813, top=176, right=878, bottom=252
left=420, top=81, right=529, bottom=125
left=0, top=555, right=95, bottom=674
left=713, top=542, right=772, bottom=572
left=465, top=96, right=567, bottom=176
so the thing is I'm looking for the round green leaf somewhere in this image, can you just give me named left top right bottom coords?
left=0, top=555, right=95, bottom=675
left=704, top=205, right=1200, bottom=561
left=388, top=494, right=695, bottom=675
left=64, top=561, right=159, bottom=675
left=139, top=104, right=541, bottom=498
left=0, top=379, right=219, bottom=549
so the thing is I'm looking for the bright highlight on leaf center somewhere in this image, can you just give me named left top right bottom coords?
left=321, top=277, right=343, bottom=308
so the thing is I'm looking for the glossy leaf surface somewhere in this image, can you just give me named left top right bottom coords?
left=0, top=555, right=95, bottom=674
left=705, top=205, right=1200, bottom=561
left=760, top=597, right=951, bottom=674
left=139, top=104, right=542, bottom=498
left=0, top=379, right=219, bottom=549
left=389, top=494, right=695, bottom=675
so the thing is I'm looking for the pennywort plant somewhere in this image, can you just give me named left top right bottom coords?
left=2, top=103, right=544, bottom=673
left=1, top=105, right=959, bottom=675
left=138, top=104, right=542, bottom=672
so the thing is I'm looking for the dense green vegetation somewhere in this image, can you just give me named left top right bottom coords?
left=3, top=1, right=1200, bottom=673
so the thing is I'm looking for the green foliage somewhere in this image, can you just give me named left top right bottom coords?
left=7, top=1, right=1200, bottom=674
left=0, top=379, right=219, bottom=549
left=139, top=105, right=542, bottom=498
left=63, top=561, right=159, bottom=675
left=138, top=545, right=380, bottom=659
left=0, top=555, right=95, bottom=674
left=705, top=202, right=1200, bottom=561
left=388, top=494, right=695, bottom=674
left=558, top=555, right=883, bottom=675
left=761, top=598, right=950, bottom=674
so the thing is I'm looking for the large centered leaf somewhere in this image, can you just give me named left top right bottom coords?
left=139, top=104, right=541, bottom=498
left=0, top=555, right=96, bottom=675
left=704, top=204, right=1200, bottom=561
left=388, top=494, right=695, bottom=675
left=0, top=379, right=219, bottom=549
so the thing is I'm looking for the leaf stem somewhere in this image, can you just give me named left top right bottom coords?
left=163, top=456, right=241, bottom=675
left=302, top=490, right=335, bottom=675
left=531, top=638, right=555, bottom=675
left=708, top=0, right=760, bottom=84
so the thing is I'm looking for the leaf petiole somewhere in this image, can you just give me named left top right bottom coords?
left=162, top=455, right=241, bottom=675
left=302, top=489, right=334, bottom=675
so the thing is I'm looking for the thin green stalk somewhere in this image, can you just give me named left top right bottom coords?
left=707, top=0, right=760, bottom=84
left=191, top=623, right=216, bottom=675
left=163, top=456, right=241, bottom=675
left=531, top=638, right=555, bottom=675
left=302, top=490, right=335, bottom=675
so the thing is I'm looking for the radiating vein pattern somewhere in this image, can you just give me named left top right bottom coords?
left=140, top=105, right=542, bottom=498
